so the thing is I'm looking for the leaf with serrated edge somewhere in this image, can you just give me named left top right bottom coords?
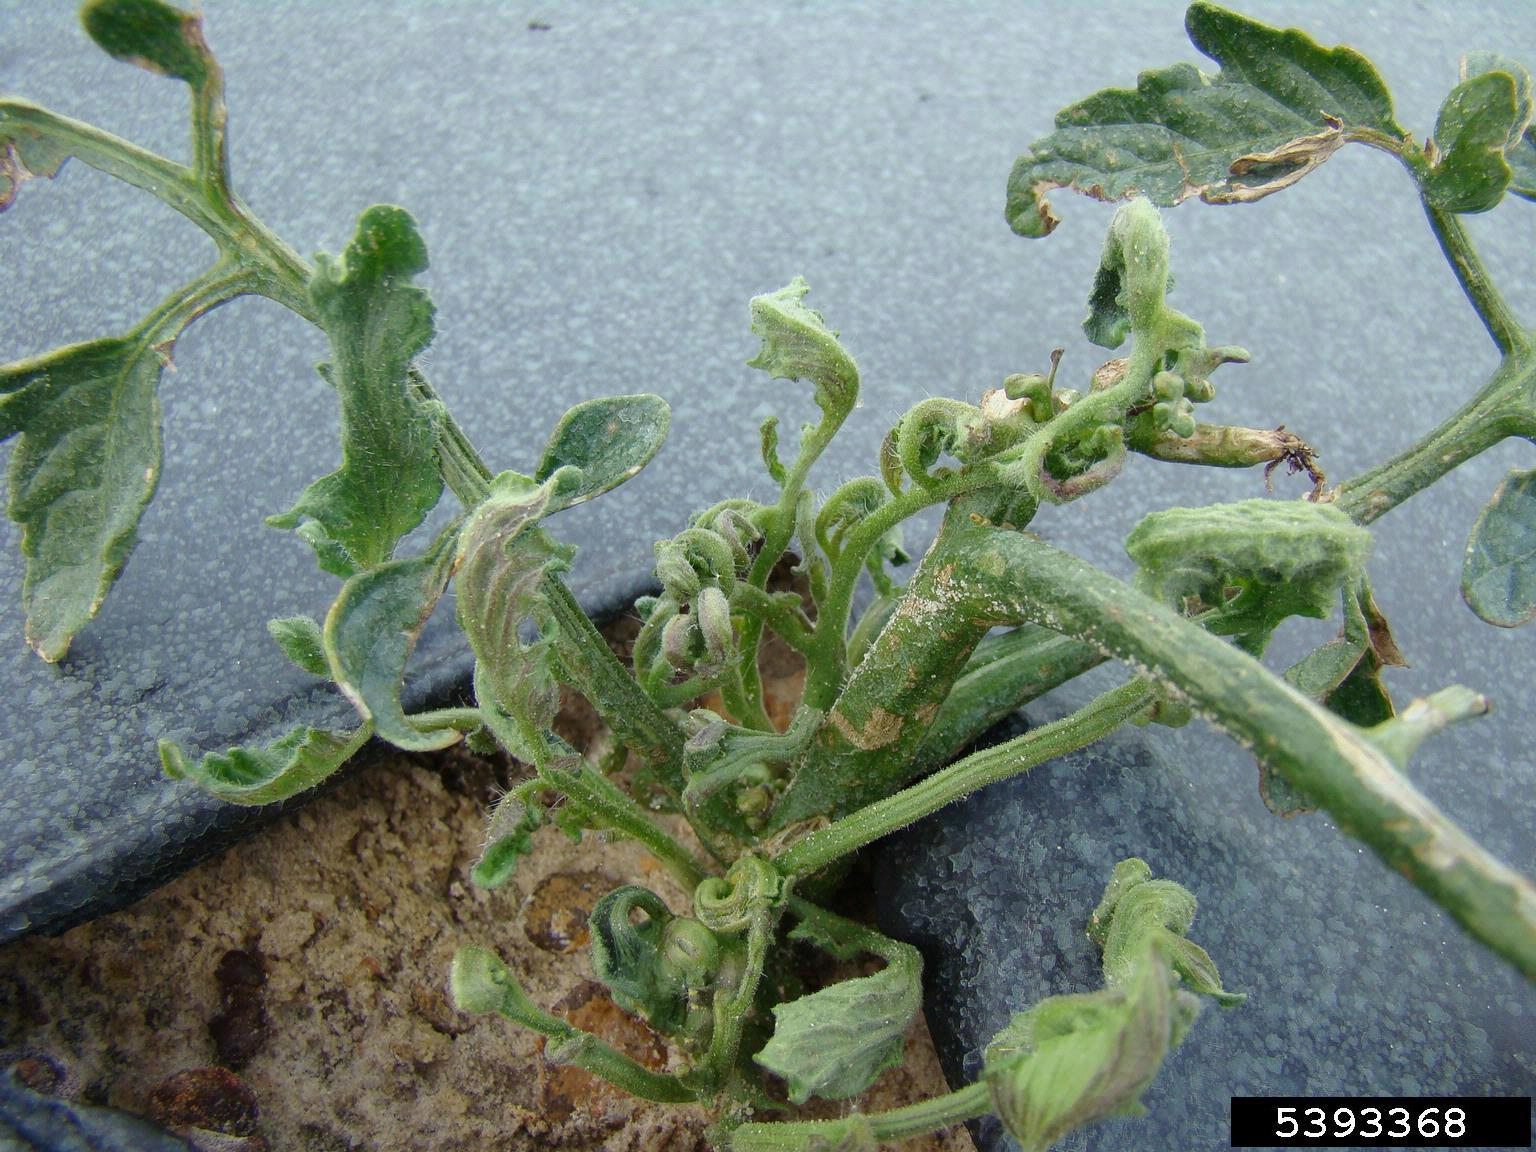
left=1007, top=1, right=1404, bottom=237
left=159, top=723, right=371, bottom=805
left=267, top=205, right=443, bottom=577
left=754, top=938, right=921, bottom=1103
left=0, top=336, right=170, bottom=660
left=535, top=394, right=670, bottom=510
left=323, top=521, right=460, bottom=751
left=1425, top=71, right=1520, bottom=213
left=1464, top=468, right=1536, bottom=627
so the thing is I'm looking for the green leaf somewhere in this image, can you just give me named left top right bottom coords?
left=1463, top=468, right=1536, bottom=627
left=266, top=616, right=329, bottom=678
left=1007, top=1, right=1404, bottom=237
left=984, top=947, right=1182, bottom=1152
left=323, top=521, right=460, bottom=751
left=588, top=886, right=726, bottom=1040
left=1462, top=53, right=1536, bottom=200
left=755, top=937, right=922, bottom=1104
left=80, top=0, right=213, bottom=89
left=471, top=781, right=546, bottom=889
left=984, top=859, right=1239, bottom=1151
left=535, top=394, right=670, bottom=509
left=1126, top=499, right=1372, bottom=643
left=0, top=109, right=72, bottom=213
left=0, top=335, right=170, bottom=660
left=455, top=472, right=575, bottom=751
left=267, top=205, right=444, bottom=577
left=1090, top=858, right=1243, bottom=1005
left=1082, top=198, right=1172, bottom=349
left=1424, top=71, right=1521, bottom=213
left=159, top=723, right=371, bottom=805
left=747, top=278, right=860, bottom=428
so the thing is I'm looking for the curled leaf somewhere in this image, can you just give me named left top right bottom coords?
left=1082, top=198, right=1172, bottom=350
left=1127, top=499, right=1371, bottom=641
left=159, top=723, right=371, bottom=805
left=588, top=886, right=725, bottom=1039
left=1007, top=2, right=1404, bottom=237
left=1464, top=57, right=1536, bottom=199
left=455, top=472, right=575, bottom=751
left=747, top=278, right=859, bottom=428
left=983, top=859, right=1239, bottom=1151
left=471, top=781, right=545, bottom=889
left=755, top=938, right=921, bottom=1104
left=323, top=520, right=461, bottom=752
left=1463, top=467, right=1536, bottom=627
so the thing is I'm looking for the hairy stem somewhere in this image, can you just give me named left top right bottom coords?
left=777, top=678, right=1151, bottom=878
left=951, top=523, right=1536, bottom=980
left=725, top=1083, right=992, bottom=1150
left=545, top=578, right=686, bottom=782
left=910, top=624, right=1104, bottom=774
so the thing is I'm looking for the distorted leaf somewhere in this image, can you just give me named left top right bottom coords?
left=1424, top=71, right=1521, bottom=213
left=0, top=108, right=72, bottom=212
left=1460, top=53, right=1536, bottom=199
left=159, top=723, right=371, bottom=805
left=1090, top=859, right=1242, bottom=1006
left=747, top=278, right=859, bottom=427
left=755, top=937, right=921, bottom=1103
left=266, top=615, right=329, bottom=678
left=1463, top=467, right=1536, bottom=627
left=323, top=520, right=460, bottom=751
left=1007, top=1, right=1404, bottom=237
left=0, top=335, right=171, bottom=660
left=1127, top=499, right=1371, bottom=643
left=80, top=0, right=213, bottom=88
left=471, top=781, right=546, bottom=889
left=268, top=205, right=444, bottom=577
left=587, top=885, right=721, bottom=1037
left=535, top=393, right=670, bottom=509
left=455, top=472, right=575, bottom=748
left=984, top=948, right=1179, bottom=1152
left=1082, top=198, right=1172, bottom=349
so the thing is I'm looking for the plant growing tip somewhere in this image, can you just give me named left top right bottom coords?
left=5, top=2, right=1536, bottom=1148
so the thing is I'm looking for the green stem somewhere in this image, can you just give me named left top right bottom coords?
left=1, top=100, right=212, bottom=230
left=1424, top=200, right=1531, bottom=357
left=950, top=523, right=1536, bottom=981
left=476, top=668, right=705, bottom=891
left=910, top=624, right=1105, bottom=774
left=730, top=583, right=813, bottom=654
left=453, top=947, right=697, bottom=1103
left=724, top=1083, right=992, bottom=1150
left=408, top=706, right=484, bottom=734
left=692, top=905, right=773, bottom=1094
left=803, top=469, right=982, bottom=711
left=777, top=679, right=1151, bottom=878
left=1335, top=352, right=1535, bottom=524
left=545, top=578, right=685, bottom=782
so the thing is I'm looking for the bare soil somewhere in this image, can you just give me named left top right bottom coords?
left=0, top=627, right=976, bottom=1151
